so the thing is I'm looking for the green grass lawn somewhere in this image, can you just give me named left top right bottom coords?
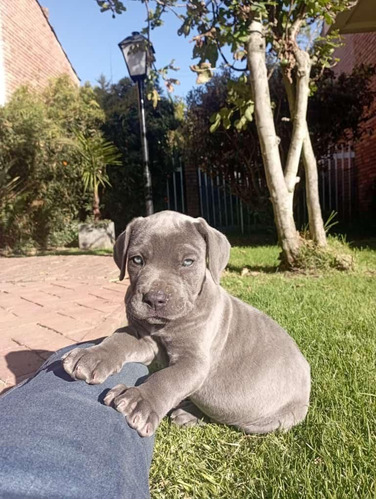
left=149, top=242, right=376, bottom=499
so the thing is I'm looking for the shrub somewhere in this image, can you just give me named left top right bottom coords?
left=0, top=76, right=105, bottom=250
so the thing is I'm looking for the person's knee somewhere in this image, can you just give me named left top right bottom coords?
left=45, top=341, right=98, bottom=364
left=43, top=341, right=150, bottom=387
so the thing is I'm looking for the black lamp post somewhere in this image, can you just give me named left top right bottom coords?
left=119, top=32, right=155, bottom=216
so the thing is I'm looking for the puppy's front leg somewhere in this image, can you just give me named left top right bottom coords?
left=104, top=355, right=209, bottom=437
left=62, top=327, right=158, bottom=384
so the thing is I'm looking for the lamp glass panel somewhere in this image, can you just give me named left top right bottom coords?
left=123, top=43, right=147, bottom=78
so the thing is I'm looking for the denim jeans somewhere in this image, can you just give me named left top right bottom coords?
left=0, top=343, right=154, bottom=499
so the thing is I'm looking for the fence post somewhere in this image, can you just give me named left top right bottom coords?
left=198, top=168, right=203, bottom=218
left=328, top=155, right=332, bottom=210
left=217, top=176, right=222, bottom=227
left=179, top=159, right=185, bottom=214
left=166, top=179, right=170, bottom=210
left=348, top=146, right=352, bottom=221
left=172, top=171, right=178, bottom=211
left=341, top=144, right=345, bottom=220
left=204, top=172, right=209, bottom=224
left=240, top=201, right=244, bottom=235
left=210, top=171, right=216, bottom=227
left=223, top=176, right=228, bottom=227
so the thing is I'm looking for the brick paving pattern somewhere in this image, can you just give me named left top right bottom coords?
left=0, top=255, right=128, bottom=394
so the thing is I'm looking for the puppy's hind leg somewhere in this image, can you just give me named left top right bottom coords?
left=242, top=402, right=309, bottom=434
left=170, top=400, right=206, bottom=428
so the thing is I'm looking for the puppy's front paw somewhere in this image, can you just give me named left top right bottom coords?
left=104, top=384, right=159, bottom=437
left=62, top=347, right=118, bottom=384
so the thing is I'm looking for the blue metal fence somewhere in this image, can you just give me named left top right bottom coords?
left=167, top=145, right=357, bottom=233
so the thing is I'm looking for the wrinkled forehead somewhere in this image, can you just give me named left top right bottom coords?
left=129, top=217, right=205, bottom=256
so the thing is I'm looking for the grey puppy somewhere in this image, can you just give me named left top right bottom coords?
left=63, top=211, right=310, bottom=437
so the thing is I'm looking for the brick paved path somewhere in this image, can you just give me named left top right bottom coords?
left=0, top=255, right=128, bottom=394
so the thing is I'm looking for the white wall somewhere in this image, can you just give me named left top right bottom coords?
left=0, top=9, right=7, bottom=106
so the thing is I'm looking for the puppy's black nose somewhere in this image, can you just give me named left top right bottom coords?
left=143, top=290, right=167, bottom=310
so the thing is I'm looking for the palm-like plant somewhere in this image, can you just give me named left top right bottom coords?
left=64, top=131, right=122, bottom=220
left=0, top=158, right=23, bottom=214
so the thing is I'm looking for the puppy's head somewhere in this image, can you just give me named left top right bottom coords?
left=114, top=211, right=230, bottom=324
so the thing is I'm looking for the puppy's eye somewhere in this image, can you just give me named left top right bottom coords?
left=182, top=258, right=194, bottom=267
left=131, top=256, right=144, bottom=266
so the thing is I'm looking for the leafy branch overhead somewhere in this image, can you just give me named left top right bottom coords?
left=148, top=60, right=181, bottom=99
left=97, top=0, right=352, bottom=123
left=96, top=0, right=126, bottom=17
left=98, top=0, right=350, bottom=76
left=209, top=74, right=254, bottom=132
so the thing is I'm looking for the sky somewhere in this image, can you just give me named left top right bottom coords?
left=41, top=0, right=200, bottom=98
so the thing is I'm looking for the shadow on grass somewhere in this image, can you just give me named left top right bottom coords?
left=39, top=248, right=113, bottom=257
left=348, top=238, right=376, bottom=251
left=226, top=264, right=279, bottom=274
left=0, top=248, right=113, bottom=258
left=225, top=233, right=276, bottom=248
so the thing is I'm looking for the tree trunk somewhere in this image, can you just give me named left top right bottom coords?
left=93, top=184, right=101, bottom=221
left=283, top=67, right=327, bottom=247
left=283, top=49, right=311, bottom=213
left=247, top=21, right=300, bottom=267
left=302, top=130, right=327, bottom=246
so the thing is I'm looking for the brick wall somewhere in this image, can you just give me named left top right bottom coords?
left=334, top=32, right=376, bottom=216
left=333, top=34, right=356, bottom=75
left=354, top=113, right=376, bottom=214
left=0, top=0, right=79, bottom=103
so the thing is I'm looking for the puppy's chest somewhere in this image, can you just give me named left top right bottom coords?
left=151, top=331, right=193, bottom=366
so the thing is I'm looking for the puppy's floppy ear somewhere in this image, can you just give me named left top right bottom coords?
left=196, top=218, right=231, bottom=284
left=113, top=217, right=143, bottom=281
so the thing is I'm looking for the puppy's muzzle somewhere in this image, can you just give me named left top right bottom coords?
left=142, top=290, right=167, bottom=311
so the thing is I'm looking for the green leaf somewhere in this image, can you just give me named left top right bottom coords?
left=244, top=102, right=254, bottom=121
left=209, top=112, right=219, bottom=124
left=191, top=63, right=214, bottom=85
left=147, top=89, right=161, bottom=109
left=234, top=50, right=246, bottom=61
left=196, top=70, right=213, bottom=84
left=209, top=115, right=221, bottom=133
left=205, top=44, right=219, bottom=68
left=235, top=115, right=247, bottom=130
